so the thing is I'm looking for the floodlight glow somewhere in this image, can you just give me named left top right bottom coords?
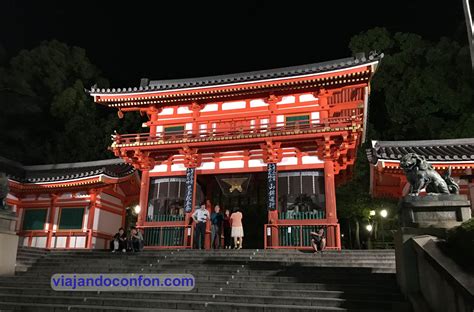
left=380, top=209, right=388, bottom=218
left=133, top=205, right=141, bottom=214
left=369, top=210, right=376, bottom=216
left=366, top=224, right=373, bottom=232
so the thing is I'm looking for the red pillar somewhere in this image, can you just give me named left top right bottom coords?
left=86, top=189, right=98, bottom=249
left=324, top=159, right=340, bottom=249
left=46, top=194, right=58, bottom=249
left=205, top=199, right=212, bottom=249
left=137, top=169, right=150, bottom=227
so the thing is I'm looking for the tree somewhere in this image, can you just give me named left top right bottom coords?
left=349, top=27, right=474, bottom=140
left=0, top=40, right=143, bottom=164
left=336, top=28, right=473, bottom=248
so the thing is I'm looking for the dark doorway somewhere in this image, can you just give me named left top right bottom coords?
left=197, top=172, right=268, bottom=249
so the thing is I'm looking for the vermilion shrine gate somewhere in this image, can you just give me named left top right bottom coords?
left=89, top=53, right=383, bottom=250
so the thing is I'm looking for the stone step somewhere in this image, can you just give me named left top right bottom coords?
left=0, top=292, right=409, bottom=311
left=0, top=301, right=194, bottom=312
left=0, top=285, right=404, bottom=300
left=0, top=279, right=400, bottom=293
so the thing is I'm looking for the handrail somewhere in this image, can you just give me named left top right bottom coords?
left=112, top=115, right=362, bottom=146
left=264, top=223, right=341, bottom=250
left=137, top=224, right=194, bottom=249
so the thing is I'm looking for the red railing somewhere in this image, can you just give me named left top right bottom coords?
left=137, top=224, right=194, bottom=249
left=19, top=229, right=94, bottom=249
left=264, top=222, right=341, bottom=250
left=113, top=115, right=362, bottom=146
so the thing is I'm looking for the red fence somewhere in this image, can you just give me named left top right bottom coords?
left=113, top=115, right=362, bottom=146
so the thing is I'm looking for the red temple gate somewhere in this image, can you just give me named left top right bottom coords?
left=89, top=53, right=383, bottom=250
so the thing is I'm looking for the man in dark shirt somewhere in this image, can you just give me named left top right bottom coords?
left=310, top=228, right=326, bottom=253
left=111, top=227, right=127, bottom=253
left=210, top=205, right=224, bottom=249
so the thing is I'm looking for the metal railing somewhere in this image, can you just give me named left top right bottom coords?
left=264, top=223, right=341, bottom=250
left=146, top=214, right=185, bottom=222
left=278, top=211, right=326, bottom=220
left=138, top=224, right=193, bottom=249
left=112, top=115, right=362, bottom=146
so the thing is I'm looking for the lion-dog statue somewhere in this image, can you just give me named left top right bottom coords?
left=400, top=153, right=459, bottom=196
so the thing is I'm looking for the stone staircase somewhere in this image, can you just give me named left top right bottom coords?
left=14, top=247, right=48, bottom=273
left=0, top=249, right=412, bottom=311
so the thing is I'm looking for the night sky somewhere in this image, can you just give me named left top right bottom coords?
left=0, top=1, right=468, bottom=87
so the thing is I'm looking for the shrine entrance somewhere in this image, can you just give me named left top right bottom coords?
left=197, top=172, right=268, bottom=249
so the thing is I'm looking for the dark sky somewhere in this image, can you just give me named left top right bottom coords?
left=0, top=1, right=468, bottom=86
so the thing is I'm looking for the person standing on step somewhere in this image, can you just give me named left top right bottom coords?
left=192, top=203, right=210, bottom=249
left=223, top=209, right=232, bottom=249
left=111, top=227, right=127, bottom=253
left=210, top=205, right=224, bottom=249
left=230, top=207, right=244, bottom=249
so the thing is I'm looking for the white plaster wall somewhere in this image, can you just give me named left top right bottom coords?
left=99, top=193, right=122, bottom=206
left=300, top=94, right=317, bottom=102
left=219, top=160, right=244, bottom=169
left=222, top=101, right=246, bottom=110
left=250, top=99, right=267, bottom=107
left=95, top=209, right=122, bottom=235
left=151, top=164, right=168, bottom=173
left=302, top=155, right=324, bottom=164
left=201, top=104, right=218, bottom=112
left=277, top=96, right=295, bottom=104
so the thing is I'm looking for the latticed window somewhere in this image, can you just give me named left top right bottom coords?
left=58, top=208, right=84, bottom=230
left=147, top=177, right=203, bottom=222
left=285, top=115, right=310, bottom=127
left=278, top=171, right=325, bottom=220
left=22, top=208, right=47, bottom=231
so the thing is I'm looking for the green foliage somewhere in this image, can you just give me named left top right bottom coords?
left=338, top=28, right=474, bottom=248
left=445, top=219, right=474, bottom=270
left=349, top=27, right=474, bottom=140
left=0, top=40, right=143, bottom=164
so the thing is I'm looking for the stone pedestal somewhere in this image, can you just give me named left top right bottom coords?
left=0, top=210, right=18, bottom=276
left=400, top=194, right=471, bottom=229
left=395, top=194, right=472, bottom=306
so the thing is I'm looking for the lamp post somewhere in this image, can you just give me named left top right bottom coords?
left=379, top=209, right=388, bottom=246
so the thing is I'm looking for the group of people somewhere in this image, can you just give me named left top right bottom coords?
left=192, top=203, right=244, bottom=249
left=111, top=226, right=144, bottom=253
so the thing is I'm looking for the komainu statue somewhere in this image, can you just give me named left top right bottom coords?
left=400, top=153, right=460, bottom=196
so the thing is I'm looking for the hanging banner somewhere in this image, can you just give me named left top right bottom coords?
left=267, top=163, right=277, bottom=210
left=184, top=168, right=195, bottom=213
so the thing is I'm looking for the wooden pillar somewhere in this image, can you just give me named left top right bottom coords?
left=184, top=167, right=197, bottom=247
left=324, top=159, right=337, bottom=222
left=316, top=88, right=330, bottom=126
left=267, top=163, right=279, bottom=248
left=46, top=194, right=58, bottom=249
left=137, top=169, right=150, bottom=227
left=181, top=147, right=202, bottom=248
left=86, top=189, right=98, bottom=249
left=324, top=159, right=340, bottom=249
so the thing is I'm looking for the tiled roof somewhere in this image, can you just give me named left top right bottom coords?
left=0, top=157, right=135, bottom=183
left=88, top=52, right=383, bottom=95
left=367, top=138, right=474, bottom=163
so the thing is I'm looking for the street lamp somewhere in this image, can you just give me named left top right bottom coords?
left=379, top=209, right=388, bottom=245
left=365, top=224, right=373, bottom=232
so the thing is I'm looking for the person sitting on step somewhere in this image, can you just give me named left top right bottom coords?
left=128, top=226, right=144, bottom=252
left=111, top=227, right=127, bottom=253
left=310, top=227, right=326, bottom=253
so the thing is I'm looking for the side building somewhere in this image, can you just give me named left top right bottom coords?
left=1, top=157, right=140, bottom=249
left=367, top=138, right=474, bottom=212
left=89, top=53, right=383, bottom=250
